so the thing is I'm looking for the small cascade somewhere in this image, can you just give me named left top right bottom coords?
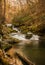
left=10, top=27, right=39, bottom=41
left=13, top=27, right=20, bottom=33
left=30, top=35, right=39, bottom=40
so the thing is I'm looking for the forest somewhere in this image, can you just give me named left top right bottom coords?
left=0, top=0, right=45, bottom=65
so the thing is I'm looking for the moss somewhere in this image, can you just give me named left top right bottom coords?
left=12, top=30, right=18, bottom=33
left=19, top=26, right=29, bottom=34
left=0, top=41, right=12, bottom=50
left=8, top=38, right=21, bottom=44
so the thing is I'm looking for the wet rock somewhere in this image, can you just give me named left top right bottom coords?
left=25, top=33, right=32, bottom=39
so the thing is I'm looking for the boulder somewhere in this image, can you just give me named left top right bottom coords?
left=25, top=33, right=32, bottom=39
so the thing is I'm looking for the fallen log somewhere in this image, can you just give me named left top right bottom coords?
left=15, top=52, right=35, bottom=65
left=0, top=49, right=35, bottom=65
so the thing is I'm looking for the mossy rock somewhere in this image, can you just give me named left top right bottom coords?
left=8, top=38, right=21, bottom=44
left=0, top=41, right=12, bottom=51
left=12, top=30, right=18, bottom=33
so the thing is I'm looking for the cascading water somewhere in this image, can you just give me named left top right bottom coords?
left=10, top=27, right=39, bottom=41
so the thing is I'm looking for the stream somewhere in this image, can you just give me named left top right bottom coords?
left=10, top=27, right=45, bottom=65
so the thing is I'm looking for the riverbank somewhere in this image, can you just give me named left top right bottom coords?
left=0, top=47, right=34, bottom=65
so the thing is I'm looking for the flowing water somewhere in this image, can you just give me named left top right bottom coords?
left=10, top=28, right=45, bottom=65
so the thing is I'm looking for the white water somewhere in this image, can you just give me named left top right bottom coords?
left=10, top=33, right=26, bottom=40
left=10, top=28, right=39, bottom=41
left=13, top=26, right=20, bottom=33
left=30, top=35, right=39, bottom=40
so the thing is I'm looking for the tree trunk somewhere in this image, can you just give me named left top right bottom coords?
left=0, top=0, right=3, bottom=35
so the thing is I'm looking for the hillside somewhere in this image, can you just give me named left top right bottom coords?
left=0, top=0, right=45, bottom=35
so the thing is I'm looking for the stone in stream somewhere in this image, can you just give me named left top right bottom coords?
left=25, top=33, right=32, bottom=39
